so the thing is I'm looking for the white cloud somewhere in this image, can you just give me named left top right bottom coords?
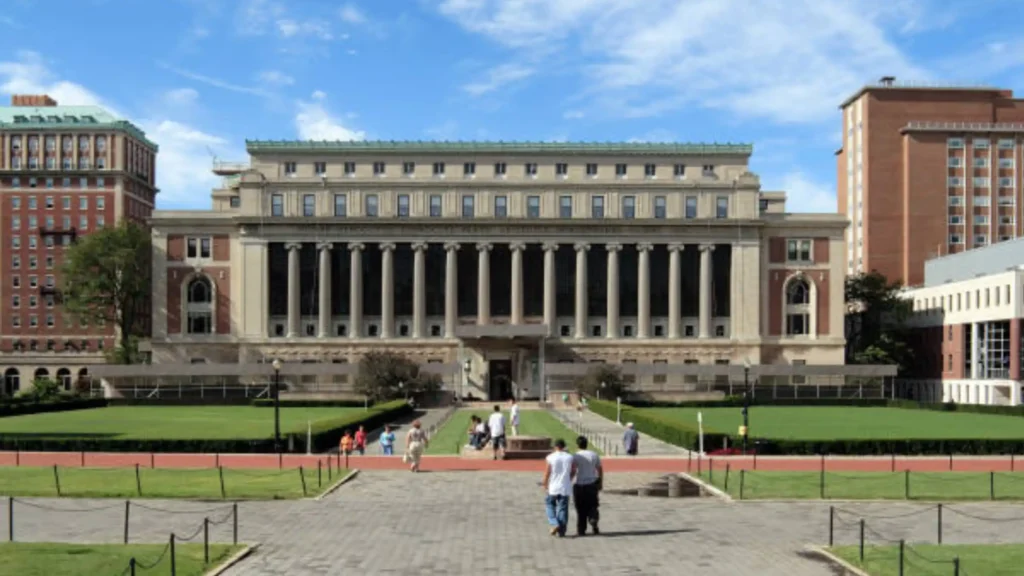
left=0, top=50, right=108, bottom=109
left=563, top=110, right=585, bottom=120
left=236, top=0, right=333, bottom=40
left=295, top=91, right=366, bottom=141
left=276, top=18, right=333, bottom=40
left=339, top=3, right=367, bottom=24
left=772, top=171, right=838, bottom=213
left=436, top=0, right=934, bottom=124
left=463, top=63, right=534, bottom=96
left=257, top=70, right=295, bottom=86
left=162, top=88, right=199, bottom=107
left=160, top=63, right=273, bottom=98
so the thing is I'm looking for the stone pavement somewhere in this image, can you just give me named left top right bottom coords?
left=10, top=470, right=1024, bottom=575
left=361, top=408, right=454, bottom=455
left=550, top=406, right=691, bottom=457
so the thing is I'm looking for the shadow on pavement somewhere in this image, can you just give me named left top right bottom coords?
left=591, top=528, right=698, bottom=538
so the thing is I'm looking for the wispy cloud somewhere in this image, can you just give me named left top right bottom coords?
left=276, top=18, right=333, bottom=40
left=159, top=62, right=273, bottom=98
left=295, top=91, right=366, bottom=141
left=236, top=0, right=334, bottom=40
left=463, top=63, right=534, bottom=96
left=257, top=70, right=295, bottom=86
left=339, top=3, right=367, bottom=24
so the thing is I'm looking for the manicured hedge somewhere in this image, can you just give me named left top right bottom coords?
left=0, top=399, right=412, bottom=454
left=624, top=398, right=894, bottom=409
left=751, top=438, right=1024, bottom=456
left=0, top=398, right=108, bottom=418
left=251, top=399, right=372, bottom=408
left=587, top=399, right=730, bottom=452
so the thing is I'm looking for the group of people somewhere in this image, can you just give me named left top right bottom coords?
left=339, top=422, right=428, bottom=472
left=543, top=435, right=603, bottom=537
left=466, top=400, right=520, bottom=460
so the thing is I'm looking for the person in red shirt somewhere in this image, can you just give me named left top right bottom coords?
left=354, top=425, right=367, bottom=455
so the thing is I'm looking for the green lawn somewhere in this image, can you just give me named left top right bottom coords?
left=0, top=543, right=243, bottom=576
left=0, top=466, right=350, bottom=499
left=694, top=469, right=1024, bottom=500
left=427, top=410, right=600, bottom=455
left=643, top=406, right=1024, bottom=440
left=0, top=406, right=364, bottom=440
left=831, top=544, right=1024, bottom=576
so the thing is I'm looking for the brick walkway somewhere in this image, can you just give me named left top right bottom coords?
left=9, top=471, right=1024, bottom=575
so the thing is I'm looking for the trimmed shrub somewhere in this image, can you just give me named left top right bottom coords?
left=587, top=399, right=730, bottom=452
left=0, top=398, right=107, bottom=418
left=250, top=399, right=371, bottom=408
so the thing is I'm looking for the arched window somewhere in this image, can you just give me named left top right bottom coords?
left=784, top=277, right=812, bottom=336
left=3, top=368, right=19, bottom=397
left=56, top=368, right=72, bottom=391
left=33, top=367, right=49, bottom=382
left=186, top=276, right=214, bottom=334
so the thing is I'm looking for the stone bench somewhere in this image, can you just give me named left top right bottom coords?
left=458, top=436, right=553, bottom=460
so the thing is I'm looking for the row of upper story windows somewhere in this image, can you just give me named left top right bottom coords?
left=912, top=283, right=1015, bottom=315
left=947, top=157, right=1016, bottom=169
left=5, top=176, right=109, bottom=190
left=948, top=138, right=1018, bottom=150
left=947, top=176, right=1017, bottom=188
left=10, top=194, right=106, bottom=210
left=10, top=213, right=105, bottom=234
left=9, top=156, right=107, bottom=170
left=9, top=135, right=106, bottom=153
left=9, top=233, right=73, bottom=251
left=282, top=160, right=719, bottom=179
left=270, top=192, right=732, bottom=219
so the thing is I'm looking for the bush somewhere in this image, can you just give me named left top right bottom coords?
left=0, top=398, right=107, bottom=418
left=587, top=399, right=730, bottom=452
left=355, top=352, right=443, bottom=402
left=574, top=364, right=628, bottom=400
left=15, top=378, right=64, bottom=402
left=251, top=399, right=372, bottom=408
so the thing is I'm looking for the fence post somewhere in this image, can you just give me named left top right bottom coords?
left=949, top=453, right=953, bottom=471
left=1012, top=454, right=1016, bottom=472
left=129, top=557, right=136, bottom=576
left=859, top=519, right=865, bottom=562
left=135, top=464, right=142, bottom=497
left=299, top=466, right=307, bottom=497
left=170, top=533, right=177, bottom=576
left=151, top=453, right=155, bottom=469
left=278, top=453, right=283, bottom=470
left=753, top=451, right=757, bottom=470
left=219, top=466, right=226, bottom=499
left=905, top=470, right=910, bottom=500
left=953, top=556, right=960, bottom=576
left=724, top=464, right=731, bottom=492
left=697, top=455, right=702, bottom=476
left=891, top=453, right=896, bottom=472
left=687, top=451, right=692, bottom=472
left=739, top=470, right=745, bottom=500
left=7, top=496, right=12, bottom=542
left=898, top=539, right=905, bottom=576
left=937, top=503, right=943, bottom=545
left=318, top=460, right=322, bottom=488
left=53, top=465, right=62, bottom=497
left=328, top=458, right=333, bottom=481
left=203, top=517, right=209, bottom=564
left=819, top=457, right=826, bottom=499
left=232, top=502, right=239, bottom=545
left=124, top=500, right=130, bottom=544
left=709, top=459, right=714, bottom=483
left=828, top=506, right=834, bottom=546
left=990, top=471, right=995, bottom=500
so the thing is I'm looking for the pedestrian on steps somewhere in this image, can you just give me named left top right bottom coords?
left=404, top=420, right=428, bottom=472
left=622, top=422, right=639, bottom=456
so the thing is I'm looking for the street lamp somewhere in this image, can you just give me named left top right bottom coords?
left=741, top=357, right=752, bottom=455
left=599, top=380, right=606, bottom=400
left=462, top=359, right=471, bottom=402
left=398, top=381, right=405, bottom=402
left=271, top=359, right=282, bottom=454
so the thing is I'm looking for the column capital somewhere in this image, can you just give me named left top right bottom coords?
left=317, top=241, right=333, bottom=252
left=699, top=243, right=716, bottom=253
left=348, top=242, right=365, bottom=252
left=605, top=242, right=622, bottom=252
left=668, top=243, right=685, bottom=252
left=476, top=242, right=493, bottom=252
left=380, top=242, right=397, bottom=252
left=574, top=242, right=590, bottom=252
left=444, top=241, right=460, bottom=252
left=412, top=241, right=429, bottom=252
left=509, top=242, right=527, bottom=252
left=285, top=242, right=302, bottom=251
left=542, top=242, right=560, bottom=252
left=637, top=242, right=654, bottom=253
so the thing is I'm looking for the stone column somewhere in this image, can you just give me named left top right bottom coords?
left=477, top=242, right=492, bottom=325
left=668, top=243, right=683, bottom=338
left=542, top=242, right=558, bottom=336
left=380, top=242, right=396, bottom=338
left=285, top=242, right=301, bottom=337
left=510, top=242, right=525, bottom=325
left=698, top=243, right=715, bottom=339
left=412, top=242, right=427, bottom=338
left=444, top=242, right=459, bottom=338
left=317, top=242, right=332, bottom=338
left=348, top=243, right=364, bottom=338
left=574, top=242, right=589, bottom=339
left=605, top=243, right=621, bottom=338
left=637, top=243, right=652, bottom=338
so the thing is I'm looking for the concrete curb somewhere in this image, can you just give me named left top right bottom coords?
left=679, top=472, right=733, bottom=502
left=205, top=543, right=260, bottom=576
left=803, top=545, right=873, bottom=576
left=314, top=469, right=360, bottom=500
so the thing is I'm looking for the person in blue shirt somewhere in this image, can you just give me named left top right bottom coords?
left=379, top=425, right=396, bottom=455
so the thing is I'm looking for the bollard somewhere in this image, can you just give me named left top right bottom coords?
left=687, top=451, right=692, bottom=472
left=124, top=501, right=130, bottom=544
left=52, top=465, right=62, bottom=497
left=905, top=470, right=910, bottom=500
left=135, top=464, right=142, bottom=497
left=328, top=458, right=333, bottom=481
left=724, top=464, right=731, bottom=492
left=819, top=460, right=826, bottom=499
left=891, top=453, right=896, bottom=472
left=318, top=460, right=323, bottom=488
left=299, top=466, right=307, bottom=497
left=81, top=451, right=85, bottom=467
left=828, top=506, right=834, bottom=546
left=709, top=458, right=714, bottom=483
left=898, top=539, right=905, bottom=576
left=278, top=453, right=283, bottom=470
left=218, top=467, right=226, bottom=499
left=170, top=533, right=177, bottom=576
left=232, top=503, right=239, bottom=545
left=151, top=453, right=155, bottom=469
left=949, top=453, right=953, bottom=471
left=203, top=517, right=209, bottom=564
left=345, top=452, right=350, bottom=470
left=1013, top=454, right=1016, bottom=472
left=937, top=503, right=943, bottom=544
left=753, top=451, right=758, bottom=470
left=8, top=496, right=13, bottom=542
left=990, top=471, right=995, bottom=500
left=739, top=470, right=745, bottom=500
left=129, top=557, right=136, bottom=576
left=859, top=519, right=865, bottom=562
left=953, top=556, right=960, bottom=576
left=667, top=475, right=683, bottom=498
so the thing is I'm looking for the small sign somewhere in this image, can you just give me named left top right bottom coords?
left=738, top=425, right=748, bottom=436
left=697, top=411, right=703, bottom=424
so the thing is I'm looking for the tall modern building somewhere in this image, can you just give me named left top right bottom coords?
left=146, top=140, right=848, bottom=400
left=837, top=78, right=1024, bottom=287
left=0, top=95, right=158, bottom=396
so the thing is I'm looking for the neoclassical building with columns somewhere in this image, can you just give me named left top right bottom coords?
left=149, top=140, right=847, bottom=400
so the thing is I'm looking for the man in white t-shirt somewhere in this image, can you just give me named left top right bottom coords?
left=487, top=405, right=507, bottom=460
left=542, top=438, right=576, bottom=537
left=509, top=399, right=520, bottom=436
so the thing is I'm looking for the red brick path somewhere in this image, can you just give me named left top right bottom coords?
left=0, top=451, right=1021, bottom=473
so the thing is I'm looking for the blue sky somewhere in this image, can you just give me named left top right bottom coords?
left=1, top=0, right=1023, bottom=210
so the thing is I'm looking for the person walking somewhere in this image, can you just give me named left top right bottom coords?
left=542, top=438, right=576, bottom=537
left=404, top=420, right=429, bottom=472
left=354, top=425, right=367, bottom=455
left=487, top=405, right=507, bottom=460
left=622, top=422, right=639, bottom=456
left=509, top=399, right=521, bottom=437
left=572, top=436, right=603, bottom=536
left=379, top=425, right=396, bottom=456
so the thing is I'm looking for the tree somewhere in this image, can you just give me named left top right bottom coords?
left=17, top=377, right=63, bottom=402
left=354, top=351, right=443, bottom=402
left=845, top=271, right=913, bottom=372
left=60, top=221, right=151, bottom=364
left=573, top=364, right=629, bottom=400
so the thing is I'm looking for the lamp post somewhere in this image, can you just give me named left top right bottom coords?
left=741, top=358, right=751, bottom=455
left=599, top=381, right=606, bottom=400
left=271, top=359, right=282, bottom=454
left=398, top=381, right=406, bottom=402
left=462, top=359, right=471, bottom=402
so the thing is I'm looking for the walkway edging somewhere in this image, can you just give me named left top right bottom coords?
left=803, top=545, right=872, bottom=576
left=315, top=469, right=360, bottom=500
left=206, top=543, right=260, bottom=576
left=679, top=472, right=733, bottom=502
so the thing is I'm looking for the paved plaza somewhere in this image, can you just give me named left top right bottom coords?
left=8, top=470, right=1024, bottom=575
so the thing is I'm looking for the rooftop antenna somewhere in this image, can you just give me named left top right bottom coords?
left=879, top=76, right=896, bottom=87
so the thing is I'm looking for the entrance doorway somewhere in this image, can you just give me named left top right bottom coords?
left=488, top=360, right=514, bottom=401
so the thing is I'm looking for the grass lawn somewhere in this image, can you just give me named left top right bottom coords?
left=831, top=544, right=1024, bottom=576
left=0, top=466, right=350, bottom=499
left=694, top=469, right=1024, bottom=500
left=427, top=410, right=600, bottom=455
left=643, top=406, right=1024, bottom=440
left=0, top=406, right=366, bottom=440
left=0, top=542, right=243, bottom=576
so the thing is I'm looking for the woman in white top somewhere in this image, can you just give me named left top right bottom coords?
left=404, top=420, right=429, bottom=472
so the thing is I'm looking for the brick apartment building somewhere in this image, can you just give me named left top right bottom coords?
left=0, top=95, right=158, bottom=396
left=838, top=78, right=1024, bottom=287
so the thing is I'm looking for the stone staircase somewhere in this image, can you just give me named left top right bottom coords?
left=603, top=473, right=705, bottom=498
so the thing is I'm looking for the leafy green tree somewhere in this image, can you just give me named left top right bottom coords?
left=354, top=351, right=443, bottom=401
left=60, top=221, right=151, bottom=364
left=17, top=377, right=63, bottom=402
left=573, top=364, right=629, bottom=400
left=845, top=271, right=913, bottom=372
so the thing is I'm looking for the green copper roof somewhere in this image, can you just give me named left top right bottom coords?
left=0, top=105, right=158, bottom=151
left=246, top=140, right=753, bottom=155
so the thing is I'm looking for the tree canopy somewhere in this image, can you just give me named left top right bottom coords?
left=60, top=221, right=151, bottom=364
left=574, top=363, right=629, bottom=399
left=844, top=271, right=913, bottom=372
left=354, top=351, right=443, bottom=401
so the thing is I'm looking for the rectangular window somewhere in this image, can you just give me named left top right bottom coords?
left=948, top=195, right=964, bottom=206
left=950, top=234, right=963, bottom=244
left=283, top=162, right=296, bottom=175
left=402, top=161, right=415, bottom=176
left=397, top=194, right=410, bottom=217
left=974, top=196, right=991, bottom=207
left=644, top=163, right=656, bottom=177
left=461, top=195, right=475, bottom=218
left=365, top=194, right=379, bottom=217
left=654, top=196, right=666, bottom=219
left=61, top=196, right=70, bottom=210
left=527, top=196, right=540, bottom=218
left=975, top=234, right=988, bottom=246
left=585, top=163, right=597, bottom=176
left=429, top=195, right=442, bottom=217
left=186, top=237, right=212, bottom=259
left=344, top=162, right=356, bottom=176
left=270, top=194, right=284, bottom=216
left=494, top=162, right=506, bottom=176
left=685, top=196, right=697, bottom=218
left=999, top=177, right=1014, bottom=188
left=974, top=138, right=990, bottom=149
left=333, top=194, right=347, bottom=217
left=95, top=215, right=105, bottom=228
left=674, top=164, right=686, bottom=177
left=621, top=196, right=635, bottom=219
left=716, top=196, right=729, bottom=218
left=974, top=157, right=990, bottom=168
left=314, top=161, right=326, bottom=175
left=974, top=214, right=989, bottom=225
left=787, top=239, right=812, bottom=262
left=559, top=196, right=572, bottom=218
left=948, top=157, right=962, bottom=168
left=302, top=194, right=315, bottom=217
left=432, top=162, right=445, bottom=176
left=948, top=137, right=965, bottom=149
left=591, top=196, right=604, bottom=218
left=525, top=163, right=537, bottom=176
left=973, top=176, right=990, bottom=188
left=373, top=161, right=386, bottom=176
left=494, top=195, right=508, bottom=218
left=229, top=196, right=240, bottom=208
left=96, top=196, right=105, bottom=210
left=555, top=163, right=568, bottom=176
left=463, top=162, right=475, bottom=176
left=703, top=164, right=716, bottom=177
left=615, top=163, right=627, bottom=177
left=998, top=139, right=1015, bottom=149
left=949, top=215, right=963, bottom=225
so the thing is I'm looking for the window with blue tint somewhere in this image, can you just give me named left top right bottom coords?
left=716, top=196, right=729, bottom=219
left=462, top=195, right=475, bottom=218
left=271, top=194, right=284, bottom=216
left=365, top=194, right=379, bottom=217
left=685, top=196, right=697, bottom=218
left=654, top=196, right=666, bottom=219
left=430, top=195, right=442, bottom=217
left=527, top=195, right=540, bottom=218
left=494, top=195, right=507, bottom=218
left=397, top=194, right=410, bottom=217
left=333, top=194, right=347, bottom=216
left=622, top=196, right=635, bottom=219
left=591, top=196, right=604, bottom=218
left=559, top=196, right=572, bottom=218
left=302, top=194, right=315, bottom=217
